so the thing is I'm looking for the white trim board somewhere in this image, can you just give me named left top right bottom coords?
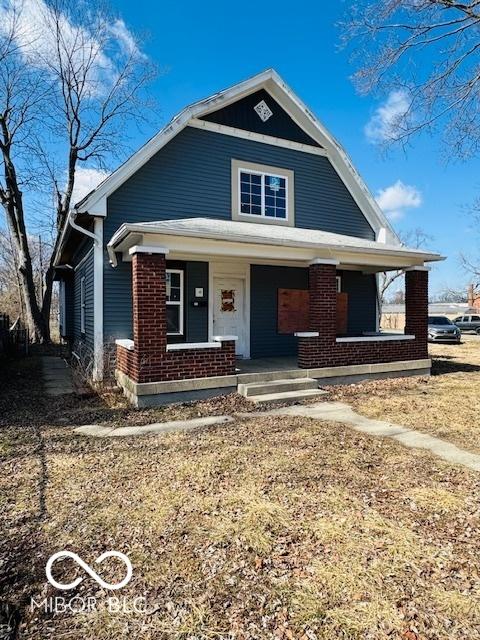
left=188, top=119, right=328, bottom=156
left=93, top=218, right=104, bottom=382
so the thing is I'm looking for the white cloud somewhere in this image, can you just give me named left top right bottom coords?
left=71, top=167, right=109, bottom=205
left=365, top=90, right=410, bottom=144
left=375, top=180, right=422, bottom=221
left=0, top=0, right=143, bottom=93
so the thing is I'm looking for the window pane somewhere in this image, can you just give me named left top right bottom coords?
left=169, top=288, right=181, bottom=302
left=166, top=305, right=180, bottom=333
left=241, top=203, right=251, bottom=213
left=252, top=205, right=262, bottom=215
left=251, top=173, right=261, bottom=185
left=265, top=206, right=275, bottom=217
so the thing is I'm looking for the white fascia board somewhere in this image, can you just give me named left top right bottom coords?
left=72, top=68, right=398, bottom=243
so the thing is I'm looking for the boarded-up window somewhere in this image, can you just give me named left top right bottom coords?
left=278, top=289, right=310, bottom=334
left=278, top=288, right=349, bottom=335
left=336, top=292, right=348, bottom=335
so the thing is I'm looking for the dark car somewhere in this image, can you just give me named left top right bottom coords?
left=453, top=314, right=480, bottom=334
left=428, top=316, right=461, bottom=343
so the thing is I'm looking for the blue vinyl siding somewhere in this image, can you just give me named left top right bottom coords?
left=201, top=89, right=321, bottom=148
left=60, top=276, right=74, bottom=338
left=73, top=247, right=94, bottom=348
left=250, top=266, right=377, bottom=358
left=185, top=261, right=209, bottom=342
left=250, top=265, right=308, bottom=358
left=102, top=258, right=209, bottom=343
left=340, top=271, right=377, bottom=334
left=103, top=126, right=376, bottom=349
left=105, top=126, right=374, bottom=240
left=103, top=258, right=132, bottom=341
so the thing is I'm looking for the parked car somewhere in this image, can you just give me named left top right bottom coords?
left=453, top=314, right=480, bottom=334
left=428, top=316, right=461, bottom=343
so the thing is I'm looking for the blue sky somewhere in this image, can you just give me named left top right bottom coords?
left=101, top=1, right=480, bottom=295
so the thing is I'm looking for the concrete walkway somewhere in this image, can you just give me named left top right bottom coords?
left=75, top=415, right=234, bottom=437
left=73, top=398, right=480, bottom=472
left=261, top=402, right=480, bottom=472
left=41, top=356, right=74, bottom=396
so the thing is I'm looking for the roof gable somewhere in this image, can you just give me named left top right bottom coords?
left=72, top=69, right=400, bottom=246
left=200, top=88, right=321, bottom=148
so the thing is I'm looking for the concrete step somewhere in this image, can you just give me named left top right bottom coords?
left=246, top=388, right=327, bottom=406
left=238, top=377, right=318, bottom=397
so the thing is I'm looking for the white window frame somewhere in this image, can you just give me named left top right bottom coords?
left=166, top=269, right=184, bottom=336
left=231, top=159, right=294, bottom=227
left=80, top=276, right=86, bottom=334
left=336, top=276, right=342, bottom=293
left=238, top=166, right=289, bottom=222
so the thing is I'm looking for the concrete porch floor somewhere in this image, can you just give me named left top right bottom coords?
left=235, top=356, right=298, bottom=374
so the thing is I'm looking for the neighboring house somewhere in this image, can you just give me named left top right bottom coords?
left=55, top=69, right=443, bottom=406
left=468, top=284, right=480, bottom=312
left=382, top=302, right=473, bottom=330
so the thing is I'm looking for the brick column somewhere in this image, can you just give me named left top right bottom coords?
left=298, top=259, right=338, bottom=368
left=132, top=248, right=168, bottom=380
left=405, top=267, right=429, bottom=357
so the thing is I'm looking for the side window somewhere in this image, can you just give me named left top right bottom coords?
left=80, top=276, right=86, bottom=334
left=471, top=316, right=480, bottom=321
left=166, top=269, right=184, bottom=335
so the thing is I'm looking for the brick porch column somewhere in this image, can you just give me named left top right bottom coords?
left=298, top=258, right=338, bottom=368
left=131, top=246, right=169, bottom=380
left=405, top=266, right=429, bottom=357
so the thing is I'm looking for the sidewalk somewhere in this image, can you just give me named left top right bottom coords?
left=41, top=356, right=74, bottom=396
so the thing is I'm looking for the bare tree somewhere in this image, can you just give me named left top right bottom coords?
left=341, top=1, right=480, bottom=157
left=378, top=227, right=433, bottom=310
left=0, top=0, right=155, bottom=342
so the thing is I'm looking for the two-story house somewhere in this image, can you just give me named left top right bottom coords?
left=55, top=70, right=442, bottom=406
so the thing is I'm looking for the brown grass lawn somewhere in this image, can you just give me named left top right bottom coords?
left=329, top=335, right=480, bottom=455
left=1, top=345, right=480, bottom=639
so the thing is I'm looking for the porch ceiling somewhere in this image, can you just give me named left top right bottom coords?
left=107, top=217, right=444, bottom=271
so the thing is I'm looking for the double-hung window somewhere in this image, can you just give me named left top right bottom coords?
left=239, top=169, right=288, bottom=220
left=232, top=160, right=294, bottom=226
left=166, top=269, right=184, bottom=335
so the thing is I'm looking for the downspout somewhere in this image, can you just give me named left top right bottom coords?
left=68, top=209, right=98, bottom=244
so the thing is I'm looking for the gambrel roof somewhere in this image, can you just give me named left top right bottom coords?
left=74, top=68, right=400, bottom=244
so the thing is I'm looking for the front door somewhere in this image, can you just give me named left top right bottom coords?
left=213, top=277, right=247, bottom=357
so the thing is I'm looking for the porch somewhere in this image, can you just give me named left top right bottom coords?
left=108, top=218, right=441, bottom=406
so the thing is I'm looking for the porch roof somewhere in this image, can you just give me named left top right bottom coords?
left=107, top=217, right=444, bottom=270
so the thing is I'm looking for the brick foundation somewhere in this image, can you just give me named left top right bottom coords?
left=298, top=263, right=429, bottom=369
left=116, top=251, right=236, bottom=383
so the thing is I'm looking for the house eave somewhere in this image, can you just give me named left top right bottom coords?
left=107, top=222, right=443, bottom=270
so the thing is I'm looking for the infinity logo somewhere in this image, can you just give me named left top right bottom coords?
left=46, top=551, right=133, bottom=591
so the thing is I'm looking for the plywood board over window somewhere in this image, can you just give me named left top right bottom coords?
left=278, top=288, right=310, bottom=334
left=278, top=288, right=349, bottom=335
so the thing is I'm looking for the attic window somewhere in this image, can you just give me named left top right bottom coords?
left=254, top=100, right=273, bottom=122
